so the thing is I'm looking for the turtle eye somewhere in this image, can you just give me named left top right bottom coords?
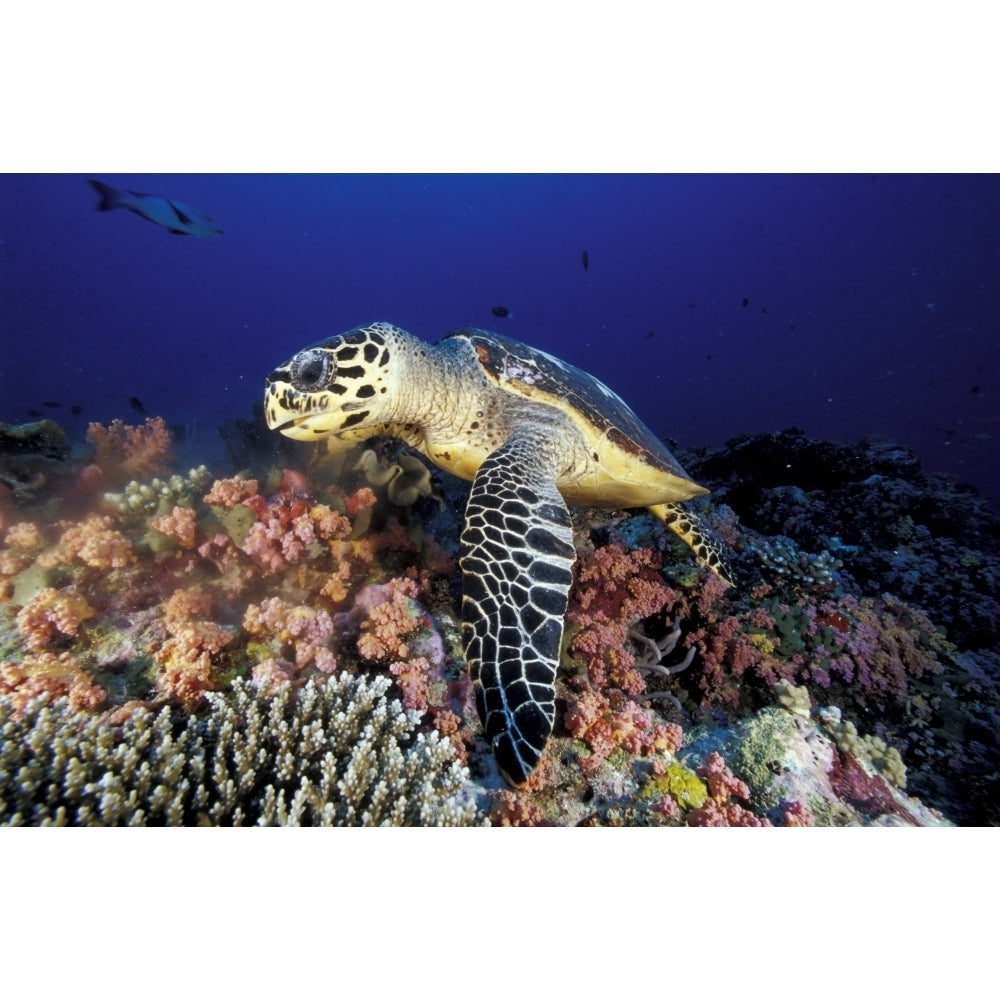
left=290, top=349, right=333, bottom=391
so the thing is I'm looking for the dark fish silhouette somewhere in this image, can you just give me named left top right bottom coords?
left=88, top=179, right=222, bottom=238
left=128, top=396, right=148, bottom=416
left=742, top=297, right=749, bottom=307
left=582, top=250, right=589, bottom=270
left=70, top=404, right=84, bottom=415
left=491, top=306, right=511, bottom=318
left=27, top=409, right=42, bottom=417
left=42, top=401, right=60, bottom=408
left=645, top=330, right=655, bottom=339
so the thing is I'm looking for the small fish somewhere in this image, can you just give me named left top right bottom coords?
left=42, top=401, right=61, bottom=408
left=70, top=404, right=84, bottom=415
left=582, top=250, right=589, bottom=271
left=645, top=330, right=655, bottom=339
left=742, top=297, right=749, bottom=307
left=491, top=306, right=511, bottom=319
left=27, top=409, right=42, bottom=417
left=128, top=396, right=148, bottom=416
left=88, top=179, right=222, bottom=238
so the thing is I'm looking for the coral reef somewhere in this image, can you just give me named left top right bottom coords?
left=0, top=675, right=480, bottom=826
left=1, top=415, right=997, bottom=825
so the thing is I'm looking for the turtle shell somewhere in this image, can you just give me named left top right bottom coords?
left=442, top=328, right=705, bottom=506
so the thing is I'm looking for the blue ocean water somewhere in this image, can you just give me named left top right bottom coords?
left=2, top=174, right=998, bottom=510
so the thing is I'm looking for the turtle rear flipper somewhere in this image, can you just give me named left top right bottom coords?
left=650, top=501, right=735, bottom=586
left=460, top=423, right=576, bottom=786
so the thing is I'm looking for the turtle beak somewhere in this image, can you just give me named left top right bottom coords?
left=273, top=414, right=334, bottom=440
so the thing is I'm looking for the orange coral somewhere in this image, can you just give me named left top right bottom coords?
left=389, top=656, right=432, bottom=711
left=310, top=504, right=353, bottom=542
left=355, top=578, right=422, bottom=662
left=1, top=521, right=46, bottom=578
left=16, top=587, right=95, bottom=651
left=153, top=619, right=234, bottom=709
left=0, top=652, right=105, bottom=713
left=320, top=561, right=355, bottom=605
left=152, top=505, right=198, bottom=549
left=490, top=789, right=547, bottom=826
left=5, top=522, right=44, bottom=550
left=86, top=416, right=173, bottom=484
left=38, top=515, right=135, bottom=570
left=203, top=475, right=260, bottom=509
left=162, top=586, right=213, bottom=624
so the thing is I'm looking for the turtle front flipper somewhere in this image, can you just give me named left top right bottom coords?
left=460, top=425, right=576, bottom=786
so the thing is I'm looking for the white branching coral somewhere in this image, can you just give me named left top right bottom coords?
left=0, top=674, right=482, bottom=826
left=102, top=466, right=213, bottom=526
left=749, top=534, right=841, bottom=588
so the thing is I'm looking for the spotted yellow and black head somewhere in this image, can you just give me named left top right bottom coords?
left=264, top=322, right=404, bottom=442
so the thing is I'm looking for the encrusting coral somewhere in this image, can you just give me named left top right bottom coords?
left=0, top=674, right=481, bottom=826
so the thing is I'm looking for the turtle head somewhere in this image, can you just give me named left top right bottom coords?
left=264, top=322, right=403, bottom=442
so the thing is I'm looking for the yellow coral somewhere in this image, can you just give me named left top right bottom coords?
left=749, top=631, right=776, bottom=655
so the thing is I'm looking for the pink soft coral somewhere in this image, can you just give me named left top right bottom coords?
left=243, top=596, right=336, bottom=673
left=568, top=544, right=679, bottom=694
left=685, top=751, right=772, bottom=827
left=564, top=687, right=683, bottom=774
left=240, top=510, right=316, bottom=574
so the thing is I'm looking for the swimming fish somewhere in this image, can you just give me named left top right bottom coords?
left=491, top=306, right=511, bottom=318
left=128, top=396, right=148, bottom=416
left=88, top=179, right=222, bottom=238
left=582, top=250, right=589, bottom=270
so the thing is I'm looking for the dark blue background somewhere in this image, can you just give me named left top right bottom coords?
left=2, top=174, right=997, bottom=508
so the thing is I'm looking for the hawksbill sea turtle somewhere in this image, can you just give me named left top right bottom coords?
left=263, top=322, right=732, bottom=786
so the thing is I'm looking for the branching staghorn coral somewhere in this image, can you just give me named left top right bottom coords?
left=0, top=674, right=482, bottom=826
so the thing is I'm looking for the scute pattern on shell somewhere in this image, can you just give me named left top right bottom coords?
left=448, top=329, right=695, bottom=484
